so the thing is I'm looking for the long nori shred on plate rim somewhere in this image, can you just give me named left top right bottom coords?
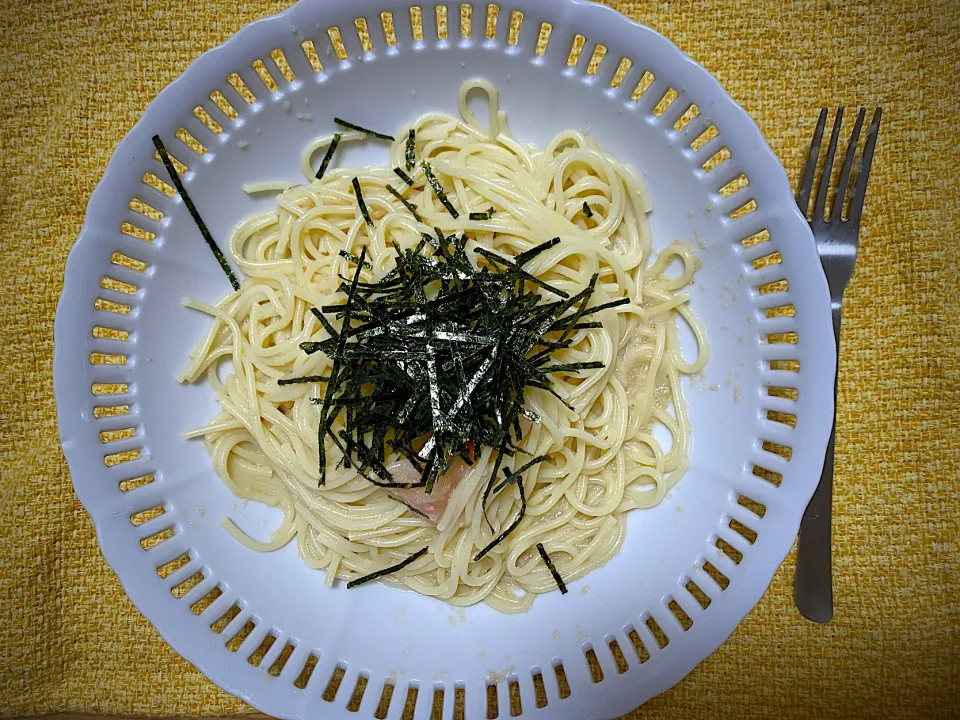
left=152, top=135, right=240, bottom=291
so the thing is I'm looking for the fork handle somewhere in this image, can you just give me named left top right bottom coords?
left=794, top=306, right=841, bottom=623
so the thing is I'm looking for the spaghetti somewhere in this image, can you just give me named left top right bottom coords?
left=179, top=79, right=708, bottom=613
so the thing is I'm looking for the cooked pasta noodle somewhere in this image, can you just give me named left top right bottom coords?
left=179, top=79, right=708, bottom=613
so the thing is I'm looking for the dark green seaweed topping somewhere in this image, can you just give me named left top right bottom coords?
left=422, top=162, right=459, bottom=218
left=315, top=246, right=369, bottom=486
left=393, top=167, right=415, bottom=186
left=303, top=229, right=610, bottom=559
left=514, top=237, right=561, bottom=267
left=475, top=479, right=526, bottom=561
left=539, top=361, right=606, bottom=373
left=536, top=542, right=568, bottom=594
left=333, top=117, right=395, bottom=141
left=278, top=375, right=329, bottom=386
left=310, top=307, right=340, bottom=340
left=346, top=546, right=428, bottom=588
left=473, top=246, right=569, bottom=298
left=469, top=208, right=496, bottom=221
left=315, top=133, right=341, bottom=180
left=405, top=128, right=416, bottom=170
left=152, top=135, right=240, bottom=291
left=300, top=341, right=324, bottom=355
left=569, top=297, right=631, bottom=321
left=352, top=177, right=375, bottom=228
left=386, top=184, right=423, bottom=223
left=339, top=250, right=373, bottom=269
left=582, top=201, right=593, bottom=218
left=491, top=454, right=548, bottom=495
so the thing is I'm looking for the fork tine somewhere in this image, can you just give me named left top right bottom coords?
left=796, top=108, right=828, bottom=218
left=813, top=108, right=844, bottom=221
left=847, top=107, right=883, bottom=226
left=830, top=108, right=866, bottom=222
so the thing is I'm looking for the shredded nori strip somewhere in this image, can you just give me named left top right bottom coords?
left=386, top=184, right=423, bottom=223
left=572, top=297, right=631, bottom=319
left=515, top=237, right=561, bottom=267
left=582, top=201, right=593, bottom=218
left=422, top=162, right=459, bottom=218
left=474, top=480, right=526, bottom=561
left=474, top=246, right=569, bottom=298
left=540, top=361, right=606, bottom=373
left=346, top=546, right=428, bottom=588
left=339, top=250, right=373, bottom=269
left=334, top=117, right=395, bottom=141
left=315, top=133, right=341, bottom=180
left=316, top=246, right=368, bottom=485
left=310, top=307, right=340, bottom=339
left=469, top=208, right=496, bottom=221
left=393, top=167, right=415, bottom=186
left=352, top=177, right=375, bottom=227
left=152, top=135, right=240, bottom=291
left=302, top=226, right=611, bottom=562
left=405, top=128, right=416, bottom=170
left=536, top=542, right=568, bottom=594
left=278, top=375, right=329, bottom=386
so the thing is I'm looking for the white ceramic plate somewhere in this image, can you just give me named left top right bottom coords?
left=53, top=1, right=835, bottom=718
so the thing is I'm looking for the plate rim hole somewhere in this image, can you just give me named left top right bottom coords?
left=322, top=663, right=347, bottom=702
left=292, top=651, right=319, bottom=689
left=552, top=661, right=571, bottom=699
left=374, top=680, right=396, bottom=719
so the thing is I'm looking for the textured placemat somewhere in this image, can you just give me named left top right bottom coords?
left=1, top=0, right=957, bottom=718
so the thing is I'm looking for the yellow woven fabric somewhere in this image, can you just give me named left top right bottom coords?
left=1, top=0, right=957, bottom=717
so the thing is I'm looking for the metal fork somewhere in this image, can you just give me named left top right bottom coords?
left=793, top=107, right=882, bottom=623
